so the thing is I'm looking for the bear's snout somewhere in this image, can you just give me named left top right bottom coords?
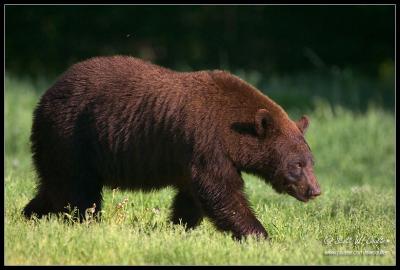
left=282, top=172, right=321, bottom=202
left=306, top=185, right=321, bottom=199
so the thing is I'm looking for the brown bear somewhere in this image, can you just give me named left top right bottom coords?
left=23, top=56, right=321, bottom=240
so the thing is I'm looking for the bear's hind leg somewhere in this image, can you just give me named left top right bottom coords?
left=23, top=189, right=54, bottom=219
left=23, top=176, right=103, bottom=222
left=171, top=189, right=204, bottom=229
left=67, top=174, right=104, bottom=221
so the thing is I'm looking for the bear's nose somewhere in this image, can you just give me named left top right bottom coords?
left=307, top=186, right=321, bottom=198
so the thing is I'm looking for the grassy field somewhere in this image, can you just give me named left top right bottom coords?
left=4, top=75, right=395, bottom=265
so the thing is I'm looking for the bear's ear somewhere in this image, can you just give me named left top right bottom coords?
left=255, top=109, right=273, bottom=137
left=296, top=115, right=310, bottom=134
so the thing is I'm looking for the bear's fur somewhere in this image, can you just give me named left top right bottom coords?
left=23, top=56, right=321, bottom=239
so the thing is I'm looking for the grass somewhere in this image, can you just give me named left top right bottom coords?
left=4, top=74, right=395, bottom=265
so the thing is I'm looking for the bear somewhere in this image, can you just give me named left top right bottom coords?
left=23, top=56, right=321, bottom=240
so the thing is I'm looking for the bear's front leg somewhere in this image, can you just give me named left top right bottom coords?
left=191, top=163, right=268, bottom=240
left=171, top=189, right=204, bottom=229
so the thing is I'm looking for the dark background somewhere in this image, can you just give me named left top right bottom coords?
left=5, top=5, right=395, bottom=111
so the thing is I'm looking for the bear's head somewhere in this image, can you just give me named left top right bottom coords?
left=231, top=108, right=321, bottom=202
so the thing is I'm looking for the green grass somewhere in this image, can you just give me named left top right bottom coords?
left=5, top=75, right=395, bottom=265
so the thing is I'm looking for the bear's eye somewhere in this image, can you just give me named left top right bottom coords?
left=289, top=162, right=303, bottom=177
